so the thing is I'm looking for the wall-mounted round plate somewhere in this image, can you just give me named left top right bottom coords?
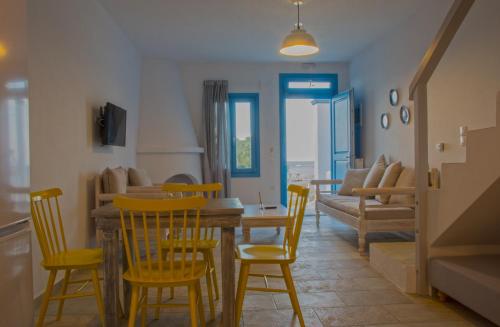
left=400, top=105, right=410, bottom=125
left=381, top=113, right=390, bottom=129
left=389, top=89, right=399, bottom=106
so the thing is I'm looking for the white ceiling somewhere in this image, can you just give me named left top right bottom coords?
left=98, top=0, right=436, bottom=62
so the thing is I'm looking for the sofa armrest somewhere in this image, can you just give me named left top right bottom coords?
left=353, top=187, right=416, bottom=220
left=352, top=187, right=415, bottom=197
left=310, top=179, right=343, bottom=186
left=97, top=192, right=168, bottom=202
left=96, top=193, right=118, bottom=202
left=311, top=179, right=343, bottom=201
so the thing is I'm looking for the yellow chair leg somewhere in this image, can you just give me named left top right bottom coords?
left=170, top=286, right=175, bottom=299
left=128, top=286, right=139, bottom=327
left=281, top=264, right=305, bottom=327
left=203, top=253, right=216, bottom=320
left=208, top=250, right=220, bottom=300
left=141, top=287, right=149, bottom=327
left=155, top=287, right=163, bottom=320
left=188, top=285, right=198, bottom=327
left=55, top=269, right=71, bottom=321
left=37, top=270, right=57, bottom=327
left=196, top=281, right=206, bottom=327
left=91, top=269, right=105, bottom=327
left=235, top=262, right=250, bottom=325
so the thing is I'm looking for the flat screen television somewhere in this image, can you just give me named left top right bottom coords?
left=100, top=102, right=126, bottom=146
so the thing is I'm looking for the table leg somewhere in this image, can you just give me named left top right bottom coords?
left=122, top=233, right=131, bottom=317
left=102, top=229, right=119, bottom=326
left=242, top=227, right=251, bottom=243
left=221, top=226, right=236, bottom=327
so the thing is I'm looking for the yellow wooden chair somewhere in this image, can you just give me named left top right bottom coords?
left=235, top=184, right=309, bottom=326
left=114, top=195, right=208, bottom=327
left=157, top=183, right=222, bottom=320
left=31, top=188, right=105, bottom=327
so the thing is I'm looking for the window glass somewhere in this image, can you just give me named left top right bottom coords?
left=288, top=81, right=331, bottom=89
left=234, top=102, right=252, bottom=169
left=229, top=93, right=260, bottom=177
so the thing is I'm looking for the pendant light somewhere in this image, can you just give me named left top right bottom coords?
left=280, top=0, right=319, bottom=57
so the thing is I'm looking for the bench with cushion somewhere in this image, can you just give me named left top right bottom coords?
left=312, top=155, right=416, bottom=254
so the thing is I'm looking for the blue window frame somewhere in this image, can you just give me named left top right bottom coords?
left=229, top=93, right=260, bottom=177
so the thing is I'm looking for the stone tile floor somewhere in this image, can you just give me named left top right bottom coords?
left=35, top=215, right=496, bottom=326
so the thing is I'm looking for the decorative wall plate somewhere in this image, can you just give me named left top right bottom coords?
left=381, top=113, right=390, bottom=129
left=389, top=89, right=399, bottom=106
left=400, top=105, right=410, bottom=125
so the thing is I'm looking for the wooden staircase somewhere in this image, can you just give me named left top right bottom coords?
left=409, top=0, right=476, bottom=294
left=410, top=0, right=500, bottom=322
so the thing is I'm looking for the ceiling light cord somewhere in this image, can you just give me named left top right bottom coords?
left=297, top=3, right=300, bottom=30
left=296, top=2, right=301, bottom=30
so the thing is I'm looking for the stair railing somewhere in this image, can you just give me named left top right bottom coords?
left=409, top=0, right=475, bottom=294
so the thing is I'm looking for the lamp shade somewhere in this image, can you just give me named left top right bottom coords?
left=280, top=28, right=319, bottom=56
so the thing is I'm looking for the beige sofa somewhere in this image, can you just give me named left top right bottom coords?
left=94, top=168, right=164, bottom=208
left=311, top=178, right=416, bottom=254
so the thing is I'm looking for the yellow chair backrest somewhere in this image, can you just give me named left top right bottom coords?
left=30, top=188, right=68, bottom=261
left=162, top=183, right=222, bottom=240
left=113, top=196, right=207, bottom=281
left=283, top=184, right=309, bottom=258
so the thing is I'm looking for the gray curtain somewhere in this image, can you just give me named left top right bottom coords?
left=201, top=80, right=231, bottom=197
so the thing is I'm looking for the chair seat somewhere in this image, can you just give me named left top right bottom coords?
left=236, top=244, right=295, bottom=263
left=42, top=248, right=103, bottom=269
left=123, top=260, right=207, bottom=285
left=161, top=239, right=219, bottom=250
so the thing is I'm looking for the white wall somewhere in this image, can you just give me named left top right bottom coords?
left=350, top=0, right=500, bottom=171
left=137, top=60, right=202, bottom=183
left=350, top=1, right=452, bottom=167
left=28, top=0, right=141, bottom=297
left=180, top=62, right=349, bottom=204
left=428, top=0, right=500, bottom=168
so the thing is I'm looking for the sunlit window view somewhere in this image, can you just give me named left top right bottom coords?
left=229, top=93, right=260, bottom=177
left=234, top=102, right=252, bottom=169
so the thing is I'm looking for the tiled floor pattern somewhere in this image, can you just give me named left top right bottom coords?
left=35, top=215, right=496, bottom=326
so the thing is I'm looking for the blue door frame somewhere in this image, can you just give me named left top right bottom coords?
left=279, top=73, right=338, bottom=206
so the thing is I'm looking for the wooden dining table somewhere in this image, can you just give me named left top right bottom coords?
left=91, top=198, right=244, bottom=327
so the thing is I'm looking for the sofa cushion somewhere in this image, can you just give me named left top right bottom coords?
left=102, top=167, right=127, bottom=194
left=338, top=168, right=370, bottom=195
left=376, top=161, right=403, bottom=204
left=129, top=168, right=153, bottom=187
left=363, top=155, right=386, bottom=189
left=364, top=204, right=415, bottom=220
left=318, top=194, right=360, bottom=216
left=389, top=167, right=415, bottom=205
left=318, top=194, right=415, bottom=220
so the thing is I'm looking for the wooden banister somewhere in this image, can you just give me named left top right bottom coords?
left=409, top=0, right=475, bottom=295
left=409, top=0, right=475, bottom=99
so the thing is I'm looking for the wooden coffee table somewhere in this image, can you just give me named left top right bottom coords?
left=242, top=204, right=289, bottom=243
